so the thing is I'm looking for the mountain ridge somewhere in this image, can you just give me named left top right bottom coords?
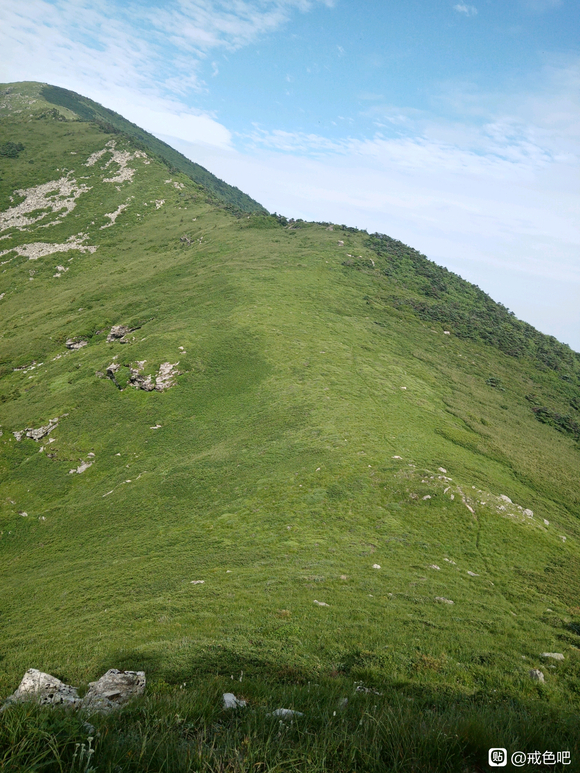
left=1, top=80, right=580, bottom=770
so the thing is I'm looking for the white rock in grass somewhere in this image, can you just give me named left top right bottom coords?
left=82, top=669, right=145, bottom=714
left=429, top=565, right=440, bottom=570
left=268, top=708, right=304, bottom=718
left=313, top=600, right=329, bottom=606
left=223, top=692, right=247, bottom=709
left=541, top=653, right=564, bottom=661
left=529, top=669, right=545, bottom=683
left=1, top=669, right=81, bottom=711
left=499, top=495, right=512, bottom=503
left=392, top=455, right=402, bottom=459
left=372, top=564, right=381, bottom=569
left=523, top=509, right=534, bottom=517
left=435, top=597, right=454, bottom=605
left=190, top=580, right=204, bottom=585
left=69, top=461, right=92, bottom=474
left=467, top=571, right=479, bottom=577
left=438, top=467, right=447, bottom=473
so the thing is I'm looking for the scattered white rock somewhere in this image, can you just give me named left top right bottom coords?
left=0, top=234, right=97, bottom=262
left=372, top=564, right=381, bottom=569
left=18, top=511, right=28, bottom=517
left=529, top=669, right=544, bottom=683
left=267, top=708, right=304, bottom=718
left=0, top=176, right=92, bottom=232
left=154, top=199, right=165, bottom=209
left=499, top=495, right=512, bottom=503
left=223, top=692, right=247, bottom=709
left=435, top=597, right=454, bottom=605
left=467, top=571, right=479, bottom=577
left=337, top=240, right=344, bottom=246
left=313, top=600, right=329, bottom=606
left=523, top=509, right=534, bottom=517
left=544, top=519, right=549, bottom=526
left=190, top=580, right=204, bottom=585
left=429, top=565, right=440, bottom=570
left=541, top=653, right=564, bottom=660
left=69, top=461, right=92, bottom=475
left=392, top=455, right=402, bottom=459
left=150, top=424, right=162, bottom=429
left=443, top=331, right=451, bottom=335
left=422, top=495, right=431, bottom=500
left=438, top=467, right=447, bottom=473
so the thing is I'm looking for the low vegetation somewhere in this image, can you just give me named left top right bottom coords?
left=0, top=81, right=579, bottom=771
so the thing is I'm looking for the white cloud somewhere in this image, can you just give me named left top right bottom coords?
left=0, top=0, right=331, bottom=146
left=453, top=4, right=478, bottom=16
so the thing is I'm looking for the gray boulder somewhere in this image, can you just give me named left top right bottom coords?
left=107, top=325, right=132, bottom=343
left=82, top=669, right=145, bottom=714
left=1, top=668, right=81, bottom=711
left=529, top=669, right=545, bottom=683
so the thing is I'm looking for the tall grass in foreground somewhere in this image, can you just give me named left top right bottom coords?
left=1, top=677, right=579, bottom=772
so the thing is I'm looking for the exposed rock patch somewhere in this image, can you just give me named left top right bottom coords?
left=0, top=233, right=97, bottom=261
left=85, top=140, right=148, bottom=185
left=65, top=338, right=87, bottom=350
left=69, top=461, right=92, bottom=475
left=13, top=418, right=58, bottom=442
left=101, top=202, right=129, bottom=229
left=0, top=175, right=92, bottom=232
left=106, top=325, right=138, bottom=343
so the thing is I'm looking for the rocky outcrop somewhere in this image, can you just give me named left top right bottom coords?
left=1, top=668, right=146, bottom=714
left=129, top=361, right=180, bottom=392
left=0, top=669, right=81, bottom=711
left=107, top=325, right=132, bottom=343
left=13, top=418, right=58, bottom=442
left=82, top=669, right=146, bottom=714
left=65, top=339, right=87, bottom=350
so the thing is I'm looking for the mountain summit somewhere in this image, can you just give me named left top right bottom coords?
left=1, top=81, right=579, bottom=768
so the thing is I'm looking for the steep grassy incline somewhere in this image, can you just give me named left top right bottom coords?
left=0, top=81, right=266, bottom=213
left=1, top=84, right=580, bottom=736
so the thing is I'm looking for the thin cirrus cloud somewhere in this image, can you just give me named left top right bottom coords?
left=453, top=4, right=478, bottom=16
left=0, top=0, right=332, bottom=144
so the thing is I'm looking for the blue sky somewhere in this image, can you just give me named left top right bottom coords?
left=1, top=0, right=579, bottom=348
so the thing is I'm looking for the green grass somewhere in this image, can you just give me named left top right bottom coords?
left=0, top=80, right=580, bottom=771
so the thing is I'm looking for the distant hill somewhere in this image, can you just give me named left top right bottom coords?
left=1, top=81, right=579, bottom=770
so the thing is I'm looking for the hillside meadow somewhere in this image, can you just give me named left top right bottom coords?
left=0, top=82, right=579, bottom=771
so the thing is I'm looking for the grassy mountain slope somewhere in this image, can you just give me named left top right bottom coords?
left=1, top=82, right=580, bottom=770
left=0, top=81, right=266, bottom=214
